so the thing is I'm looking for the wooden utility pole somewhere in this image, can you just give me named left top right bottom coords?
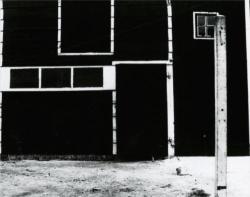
left=214, top=15, right=227, bottom=197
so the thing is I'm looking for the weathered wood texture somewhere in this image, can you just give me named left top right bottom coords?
left=167, top=64, right=175, bottom=158
left=214, top=16, right=227, bottom=197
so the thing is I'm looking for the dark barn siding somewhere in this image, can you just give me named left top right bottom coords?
left=172, top=1, right=249, bottom=156
left=2, top=0, right=169, bottom=66
left=117, top=65, right=168, bottom=160
left=2, top=92, right=113, bottom=155
left=61, top=1, right=111, bottom=53
left=2, top=1, right=112, bottom=66
left=115, top=0, right=168, bottom=60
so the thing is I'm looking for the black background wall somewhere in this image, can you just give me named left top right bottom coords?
left=2, top=0, right=169, bottom=66
left=172, top=0, right=249, bottom=156
left=2, top=92, right=113, bottom=155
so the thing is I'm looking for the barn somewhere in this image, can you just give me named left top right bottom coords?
left=0, top=0, right=249, bottom=160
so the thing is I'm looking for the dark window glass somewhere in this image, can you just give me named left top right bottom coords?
left=198, top=26, right=206, bottom=37
left=195, top=13, right=216, bottom=38
left=61, top=0, right=111, bottom=53
left=197, top=15, right=205, bottom=26
left=42, top=68, right=71, bottom=88
left=10, top=69, right=38, bottom=88
left=207, top=26, right=215, bottom=37
left=207, top=16, right=216, bottom=26
left=74, top=68, right=103, bottom=87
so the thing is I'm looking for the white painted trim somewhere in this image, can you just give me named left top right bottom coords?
left=245, top=0, right=250, bottom=154
left=112, top=91, right=117, bottom=155
left=70, top=67, right=73, bottom=88
left=167, top=1, right=173, bottom=61
left=167, top=64, right=175, bottom=158
left=112, top=60, right=175, bottom=157
left=0, top=66, right=116, bottom=91
left=193, top=11, right=219, bottom=40
left=57, top=0, right=114, bottom=56
left=2, top=65, right=110, bottom=69
left=58, top=52, right=113, bottom=56
left=38, top=68, right=42, bottom=88
left=112, top=60, right=171, bottom=65
left=167, top=3, right=172, bottom=17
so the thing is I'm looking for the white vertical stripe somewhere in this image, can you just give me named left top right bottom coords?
left=112, top=90, right=117, bottom=155
left=168, top=29, right=173, bottom=41
left=168, top=53, right=173, bottom=61
left=38, top=68, right=42, bottom=88
left=111, top=17, right=115, bottom=29
left=168, top=17, right=172, bottom=29
left=103, top=66, right=116, bottom=90
left=167, top=65, right=175, bottom=158
left=168, top=40, right=173, bottom=53
left=166, top=1, right=175, bottom=157
left=113, top=130, right=117, bottom=143
left=113, top=143, right=117, bottom=155
left=214, top=16, right=227, bottom=197
left=71, top=67, right=74, bottom=88
left=167, top=4, right=172, bottom=17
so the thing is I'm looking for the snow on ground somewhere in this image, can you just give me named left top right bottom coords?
left=0, top=157, right=249, bottom=197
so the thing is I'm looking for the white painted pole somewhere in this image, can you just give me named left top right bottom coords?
left=245, top=0, right=250, bottom=155
left=167, top=64, right=175, bottom=158
left=166, top=0, right=175, bottom=158
left=214, top=15, right=227, bottom=197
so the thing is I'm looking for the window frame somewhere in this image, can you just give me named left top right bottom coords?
left=57, top=0, right=115, bottom=56
left=0, top=66, right=116, bottom=91
left=193, top=11, right=219, bottom=40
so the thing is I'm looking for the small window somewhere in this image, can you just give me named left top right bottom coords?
left=42, top=68, right=71, bottom=88
left=10, top=69, right=39, bottom=88
left=194, top=12, right=217, bottom=39
left=74, top=68, right=103, bottom=87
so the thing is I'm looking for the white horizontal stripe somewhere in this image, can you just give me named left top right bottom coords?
left=112, top=60, right=171, bottom=65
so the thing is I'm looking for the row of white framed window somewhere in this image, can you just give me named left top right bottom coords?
left=0, top=66, right=116, bottom=91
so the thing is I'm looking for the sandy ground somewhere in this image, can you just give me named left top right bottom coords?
left=0, top=157, right=249, bottom=197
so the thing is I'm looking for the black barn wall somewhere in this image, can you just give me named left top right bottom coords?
left=2, top=0, right=169, bottom=66
left=1, top=0, right=249, bottom=157
left=2, top=92, right=113, bottom=155
left=172, top=1, right=249, bottom=156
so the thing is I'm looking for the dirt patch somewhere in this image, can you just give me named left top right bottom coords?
left=1, top=157, right=249, bottom=197
left=188, top=188, right=210, bottom=197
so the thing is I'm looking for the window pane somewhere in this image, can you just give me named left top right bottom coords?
left=207, top=26, right=215, bottom=38
left=10, top=69, right=38, bottom=88
left=42, top=68, right=71, bottom=88
left=197, top=15, right=205, bottom=26
left=74, top=68, right=103, bottom=87
left=61, top=0, right=111, bottom=53
left=197, top=26, right=206, bottom=37
left=207, top=16, right=216, bottom=26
